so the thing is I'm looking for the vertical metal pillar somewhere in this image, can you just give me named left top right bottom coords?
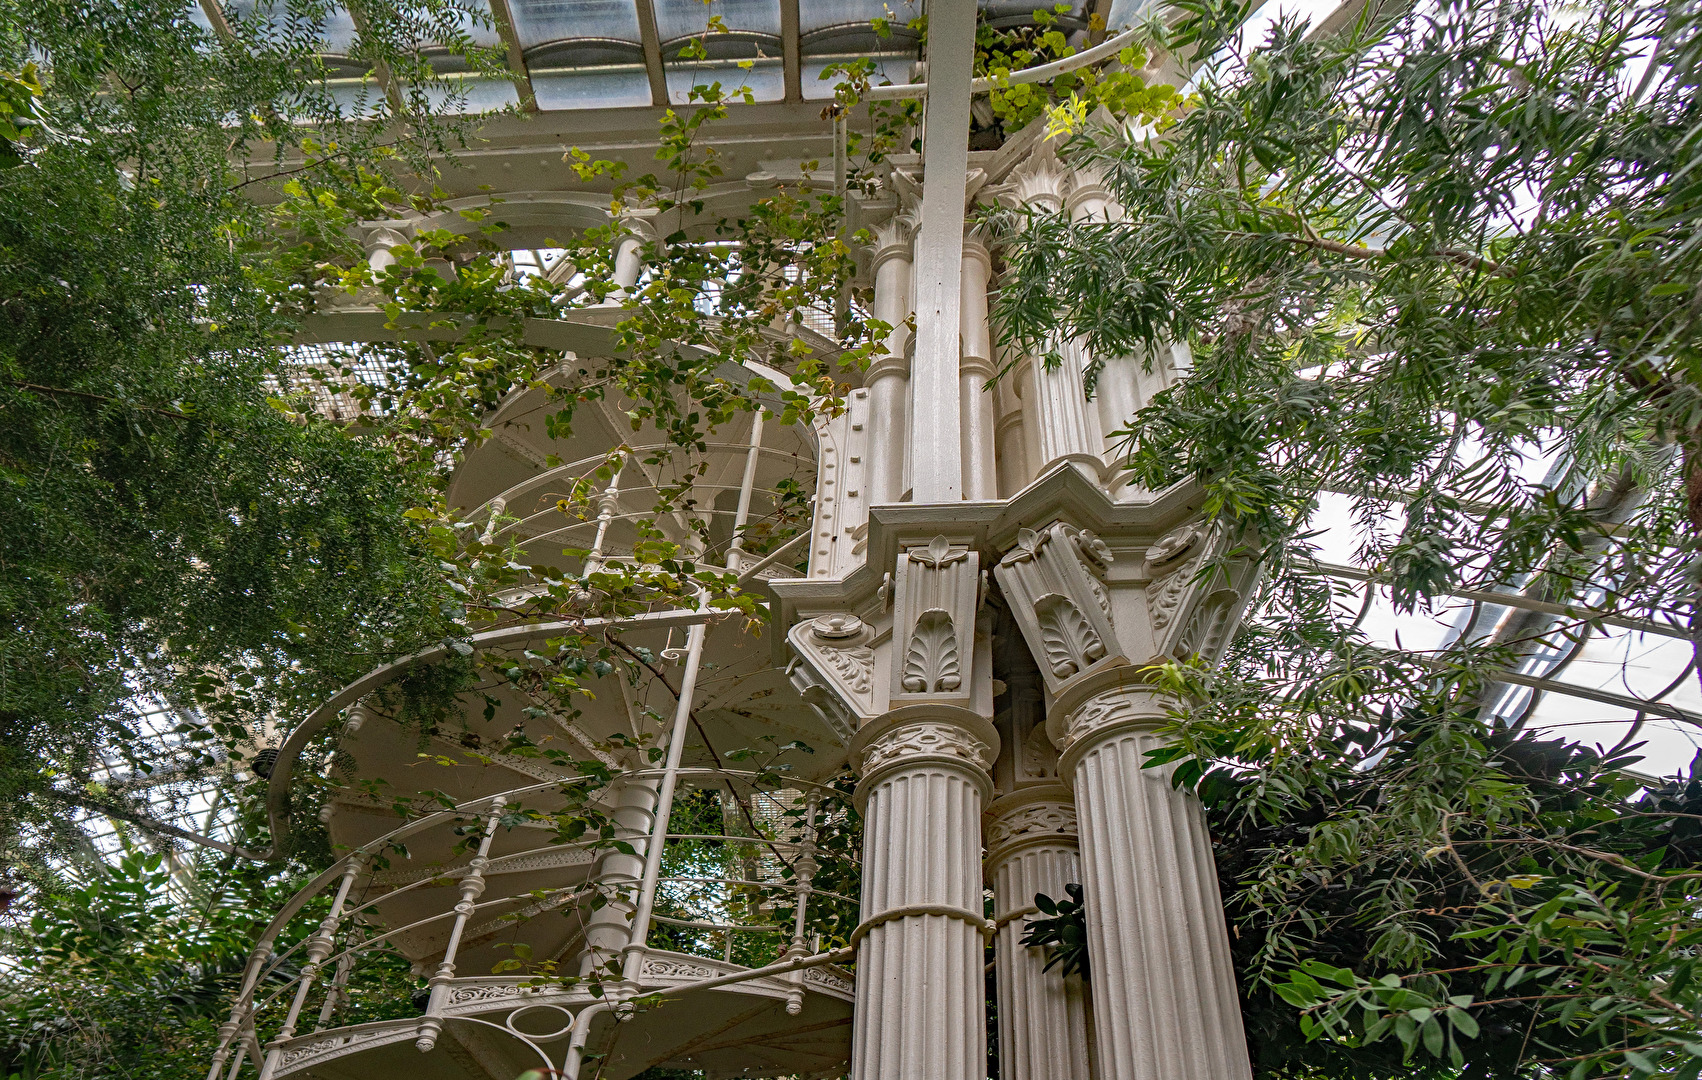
left=906, top=0, right=977, bottom=502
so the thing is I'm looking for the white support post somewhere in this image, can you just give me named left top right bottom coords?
left=959, top=233, right=998, bottom=501
left=257, top=858, right=363, bottom=1080
left=866, top=212, right=915, bottom=505
left=984, top=786, right=1093, bottom=1080
left=725, top=412, right=766, bottom=573
left=906, top=0, right=976, bottom=503
left=606, top=210, right=656, bottom=305
left=1052, top=682, right=1253, bottom=1080
left=578, top=778, right=660, bottom=978
left=415, top=799, right=506, bottom=1053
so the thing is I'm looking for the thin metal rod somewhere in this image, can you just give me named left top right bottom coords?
left=622, top=617, right=711, bottom=981
left=1311, top=559, right=1689, bottom=640
left=726, top=414, right=766, bottom=573
left=864, top=25, right=1146, bottom=100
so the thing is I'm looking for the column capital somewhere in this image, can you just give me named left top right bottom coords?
left=869, top=208, right=918, bottom=271
left=992, top=150, right=1070, bottom=212
left=961, top=228, right=993, bottom=271
left=1064, top=167, right=1113, bottom=221
left=850, top=704, right=999, bottom=806
left=983, top=784, right=1077, bottom=869
left=614, top=205, right=660, bottom=238
left=1047, top=667, right=1176, bottom=778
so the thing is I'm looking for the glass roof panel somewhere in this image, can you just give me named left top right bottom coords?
left=799, top=0, right=919, bottom=54
left=801, top=53, right=908, bottom=97
left=507, top=0, right=644, bottom=54
left=980, top=0, right=1089, bottom=27
left=666, top=57, right=785, bottom=101
left=440, top=0, right=504, bottom=50
left=424, top=75, right=522, bottom=111
left=532, top=64, right=654, bottom=108
left=222, top=0, right=361, bottom=55
left=655, top=0, right=781, bottom=50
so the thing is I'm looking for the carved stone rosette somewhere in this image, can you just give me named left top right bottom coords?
left=849, top=705, right=999, bottom=1080
left=994, top=522, right=1119, bottom=697
left=983, top=785, right=1091, bottom=1080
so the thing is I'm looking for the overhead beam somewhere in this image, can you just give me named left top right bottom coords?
left=781, top=0, right=802, bottom=102
left=1309, top=560, right=1688, bottom=641
left=1399, top=651, right=1702, bottom=729
left=485, top=0, right=538, bottom=110
left=198, top=0, right=235, bottom=41
left=1086, top=0, right=1113, bottom=44
left=635, top=0, right=670, bottom=106
left=343, top=6, right=410, bottom=115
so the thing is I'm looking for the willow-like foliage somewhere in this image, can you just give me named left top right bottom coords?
left=0, top=0, right=525, bottom=885
left=995, top=0, right=1702, bottom=1075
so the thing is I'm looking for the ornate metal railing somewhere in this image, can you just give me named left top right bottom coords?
left=207, top=768, right=857, bottom=1080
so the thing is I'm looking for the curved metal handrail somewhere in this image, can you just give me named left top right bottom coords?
left=257, top=607, right=732, bottom=860
left=224, top=768, right=851, bottom=1053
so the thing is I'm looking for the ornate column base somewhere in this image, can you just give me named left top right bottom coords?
left=984, top=785, right=1093, bottom=1080
left=850, top=706, right=999, bottom=1080
left=1052, top=674, right=1252, bottom=1080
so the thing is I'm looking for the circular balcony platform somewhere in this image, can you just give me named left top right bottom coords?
left=269, top=952, right=853, bottom=1080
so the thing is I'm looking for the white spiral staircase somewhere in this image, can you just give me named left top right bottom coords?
left=209, top=323, right=867, bottom=1080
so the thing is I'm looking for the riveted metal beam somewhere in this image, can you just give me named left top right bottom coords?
left=635, top=0, right=670, bottom=105
left=485, top=0, right=538, bottom=110
left=781, top=0, right=802, bottom=101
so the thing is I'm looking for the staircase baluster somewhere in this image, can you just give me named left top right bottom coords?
left=257, top=856, right=364, bottom=1080
left=783, top=792, right=822, bottom=1015
left=206, top=937, right=272, bottom=1080
left=414, top=796, right=506, bottom=1052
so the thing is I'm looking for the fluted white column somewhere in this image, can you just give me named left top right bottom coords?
left=993, top=344, right=1031, bottom=497
left=960, top=235, right=998, bottom=501
left=850, top=706, right=999, bottom=1080
left=1007, top=163, right=1098, bottom=473
left=578, top=778, right=659, bottom=977
left=867, top=213, right=914, bottom=505
left=1051, top=678, right=1252, bottom=1080
left=985, top=786, right=1092, bottom=1080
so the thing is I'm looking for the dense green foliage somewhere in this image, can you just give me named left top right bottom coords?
left=996, top=0, right=1702, bottom=1075
left=0, top=0, right=513, bottom=881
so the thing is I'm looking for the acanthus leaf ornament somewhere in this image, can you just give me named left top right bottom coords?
left=891, top=536, right=979, bottom=700
left=993, top=522, right=1123, bottom=696
left=902, top=608, right=960, bottom=692
left=1034, top=593, right=1106, bottom=678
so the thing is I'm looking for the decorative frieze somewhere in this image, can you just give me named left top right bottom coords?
left=982, top=792, right=1077, bottom=864
left=857, top=718, right=996, bottom=780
